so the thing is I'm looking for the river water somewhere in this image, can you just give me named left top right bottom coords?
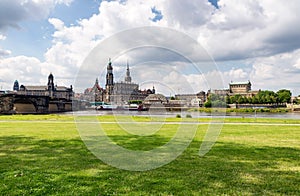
left=67, top=110, right=300, bottom=119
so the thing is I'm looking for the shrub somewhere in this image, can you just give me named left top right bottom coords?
left=186, top=114, right=192, bottom=118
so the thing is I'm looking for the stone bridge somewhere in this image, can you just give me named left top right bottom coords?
left=0, top=94, right=72, bottom=114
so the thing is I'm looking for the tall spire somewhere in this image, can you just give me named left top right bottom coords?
left=106, top=58, right=113, bottom=85
left=107, top=58, right=113, bottom=71
left=105, top=58, right=114, bottom=102
left=125, top=60, right=132, bottom=83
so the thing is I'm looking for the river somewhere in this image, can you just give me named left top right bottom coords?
left=67, top=110, right=300, bottom=119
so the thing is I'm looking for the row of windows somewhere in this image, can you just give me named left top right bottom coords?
left=231, top=85, right=250, bottom=88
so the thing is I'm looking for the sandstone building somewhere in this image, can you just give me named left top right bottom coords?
left=84, top=59, right=155, bottom=105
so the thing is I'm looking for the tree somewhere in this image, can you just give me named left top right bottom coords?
left=264, top=95, right=271, bottom=104
left=238, top=96, right=245, bottom=104
left=277, top=89, right=292, bottom=103
left=247, top=97, right=252, bottom=104
left=225, top=96, right=231, bottom=104
left=204, top=100, right=212, bottom=108
left=270, top=95, right=277, bottom=104
left=252, top=96, right=258, bottom=104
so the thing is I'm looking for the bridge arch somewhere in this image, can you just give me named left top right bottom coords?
left=13, top=98, right=37, bottom=113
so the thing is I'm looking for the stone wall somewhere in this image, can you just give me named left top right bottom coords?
left=0, top=96, right=14, bottom=114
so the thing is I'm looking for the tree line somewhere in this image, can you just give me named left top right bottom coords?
left=205, top=89, right=293, bottom=108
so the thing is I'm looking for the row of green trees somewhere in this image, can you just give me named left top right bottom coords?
left=205, top=89, right=293, bottom=108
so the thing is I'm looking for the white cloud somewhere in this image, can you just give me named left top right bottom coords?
left=48, top=18, right=65, bottom=31
left=293, top=59, right=300, bottom=69
left=0, top=34, right=6, bottom=40
left=159, top=0, right=214, bottom=29
left=0, top=48, right=11, bottom=57
left=198, top=0, right=300, bottom=60
left=0, top=55, right=73, bottom=90
left=1, top=0, right=300, bottom=96
left=0, top=34, right=11, bottom=57
left=0, top=0, right=73, bottom=31
left=249, top=49, right=300, bottom=94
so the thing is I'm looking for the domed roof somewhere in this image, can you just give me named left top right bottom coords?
left=144, top=93, right=167, bottom=103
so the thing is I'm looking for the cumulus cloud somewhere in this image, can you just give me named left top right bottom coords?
left=249, top=49, right=300, bottom=94
left=0, top=33, right=11, bottom=57
left=1, top=0, right=300, bottom=95
left=0, top=48, right=11, bottom=57
left=45, top=0, right=300, bottom=66
left=198, top=0, right=300, bottom=60
left=0, top=0, right=73, bottom=31
left=159, top=0, right=215, bottom=29
left=0, top=55, right=73, bottom=91
left=0, top=34, right=6, bottom=40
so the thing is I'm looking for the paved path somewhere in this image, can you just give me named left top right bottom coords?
left=1, top=120, right=300, bottom=126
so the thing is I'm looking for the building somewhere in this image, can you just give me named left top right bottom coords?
left=111, top=62, right=140, bottom=104
left=209, top=89, right=230, bottom=96
left=84, top=59, right=155, bottom=105
left=0, top=73, right=74, bottom=114
left=175, top=91, right=206, bottom=106
left=208, top=81, right=258, bottom=98
left=229, top=81, right=251, bottom=94
left=83, top=78, right=105, bottom=102
left=18, top=73, right=73, bottom=100
left=143, top=94, right=168, bottom=106
left=13, top=80, right=19, bottom=91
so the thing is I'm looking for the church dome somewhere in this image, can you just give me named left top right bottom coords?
left=144, top=93, right=167, bottom=103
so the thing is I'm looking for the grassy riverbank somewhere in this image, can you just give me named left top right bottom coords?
left=188, top=107, right=291, bottom=113
left=0, top=114, right=299, bottom=195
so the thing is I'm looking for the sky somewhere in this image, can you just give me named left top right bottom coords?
left=1, top=0, right=300, bottom=96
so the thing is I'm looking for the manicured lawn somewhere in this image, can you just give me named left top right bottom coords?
left=0, top=115, right=299, bottom=195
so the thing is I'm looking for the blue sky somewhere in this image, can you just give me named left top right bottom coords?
left=1, top=0, right=101, bottom=60
left=1, top=0, right=300, bottom=95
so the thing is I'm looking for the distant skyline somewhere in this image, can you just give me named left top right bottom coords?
left=1, top=0, right=300, bottom=95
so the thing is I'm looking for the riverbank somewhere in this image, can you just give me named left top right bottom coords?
left=188, top=107, right=292, bottom=113
left=1, top=114, right=299, bottom=195
left=1, top=113, right=300, bottom=123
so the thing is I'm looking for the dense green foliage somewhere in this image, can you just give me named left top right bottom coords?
left=226, top=89, right=292, bottom=104
left=205, top=89, right=292, bottom=107
left=189, top=107, right=291, bottom=113
left=128, top=100, right=143, bottom=104
left=205, top=94, right=227, bottom=108
left=0, top=115, right=299, bottom=195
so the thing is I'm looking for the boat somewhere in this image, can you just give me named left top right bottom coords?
left=95, top=102, right=118, bottom=110
left=122, top=104, right=149, bottom=111
left=95, top=102, right=148, bottom=111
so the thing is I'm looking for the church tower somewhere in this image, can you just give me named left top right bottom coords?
left=13, top=80, right=19, bottom=91
left=48, top=73, right=55, bottom=91
left=124, top=60, right=132, bottom=83
left=105, top=58, right=114, bottom=102
left=48, top=73, right=55, bottom=98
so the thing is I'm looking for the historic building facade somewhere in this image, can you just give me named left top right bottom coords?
left=207, top=81, right=259, bottom=98
left=84, top=59, right=155, bottom=104
left=229, top=81, right=252, bottom=94
left=83, top=78, right=105, bottom=102
left=175, top=91, right=206, bottom=106
left=17, top=73, right=73, bottom=100
left=0, top=73, right=74, bottom=114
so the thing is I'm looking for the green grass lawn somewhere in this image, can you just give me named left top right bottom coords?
left=0, top=115, right=299, bottom=195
